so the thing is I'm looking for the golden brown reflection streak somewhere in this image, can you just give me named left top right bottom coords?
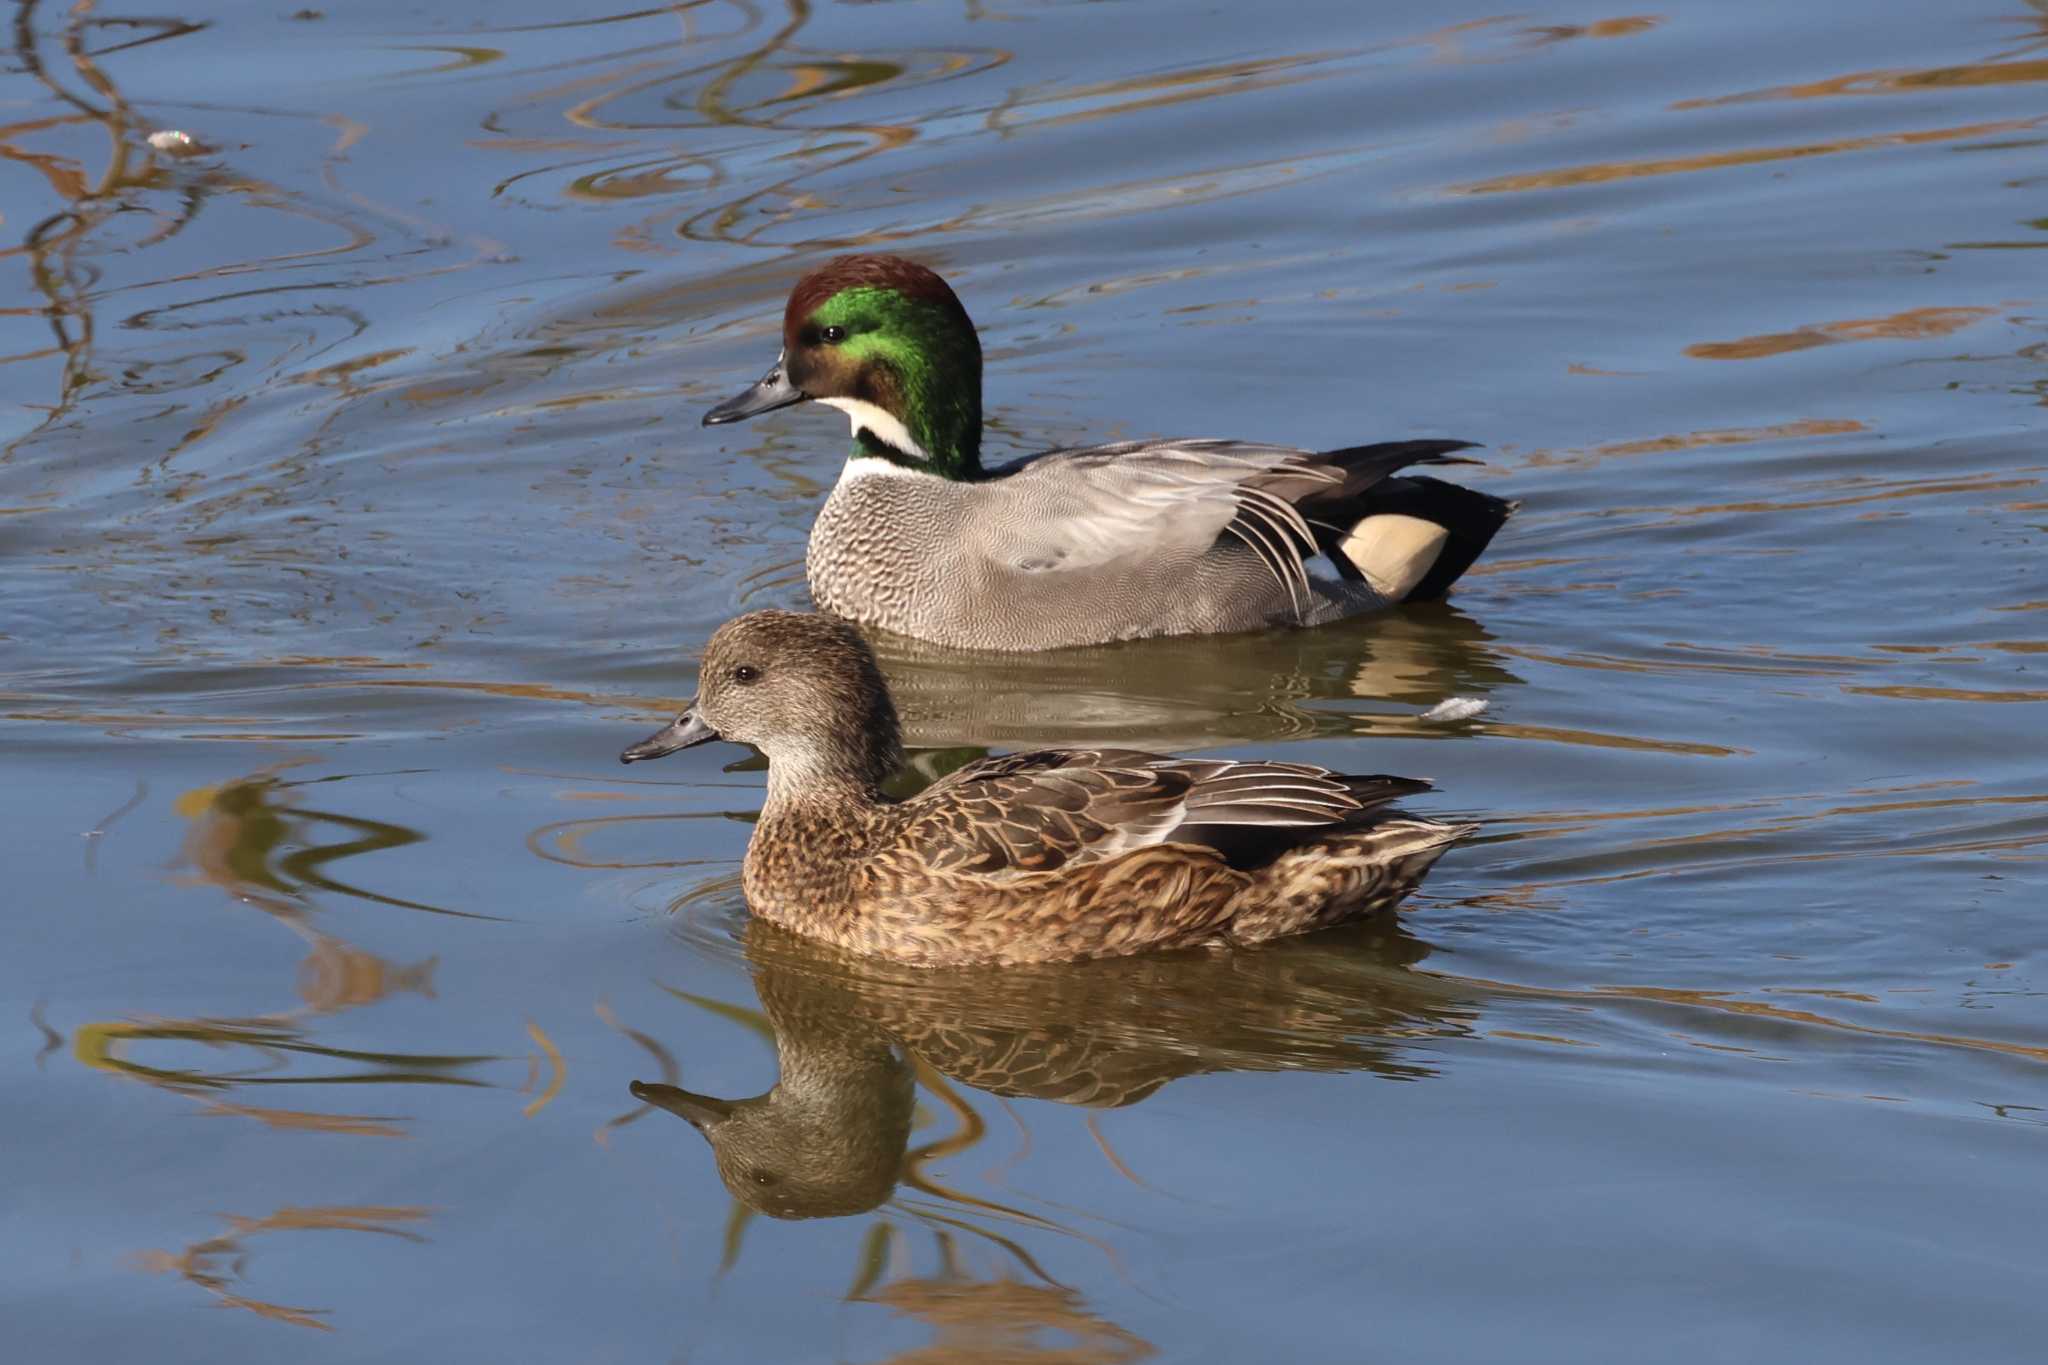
left=481, top=0, right=961, bottom=248
left=73, top=1017, right=494, bottom=1094
left=67, top=771, right=503, bottom=1139
left=669, top=0, right=925, bottom=248
left=1451, top=115, right=2046, bottom=196
left=1476, top=722, right=1744, bottom=758
left=505, top=4, right=1420, bottom=252
left=1496, top=793, right=2048, bottom=879
left=1673, top=56, right=2048, bottom=111
left=1509, top=420, right=1870, bottom=474
left=1591, top=473, right=2043, bottom=524
left=474, top=4, right=707, bottom=35
left=139, top=1205, right=431, bottom=1333
left=6, top=0, right=151, bottom=450
left=898, top=1058, right=1118, bottom=1261
left=986, top=50, right=1358, bottom=138
left=1427, top=972, right=2048, bottom=1069
left=1844, top=685, right=2048, bottom=703
left=3, top=2, right=511, bottom=469
left=1687, top=306, right=2000, bottom=361
left=523, top=1020, right=566, bottom=1117
left=528, top=810, right=747, bottom=869
left=857, top=1272, right=1154, bottom=1364
left=595, top=999, right=683, bottom=1143
left=5, top=14, right=355, bottom=460
left=1494, top=644, right=1859, bottom=680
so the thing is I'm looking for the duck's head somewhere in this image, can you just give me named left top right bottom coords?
left=629, top=1064, right=913, bottom=1221
left=703, top=254, right=983, bottom=479
left=627, top=965, right=917, bottom=1221
left=620, top=610, right=903, bottom=793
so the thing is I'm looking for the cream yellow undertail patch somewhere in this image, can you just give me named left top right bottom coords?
left=1340, top=513, right=1448, bottom=600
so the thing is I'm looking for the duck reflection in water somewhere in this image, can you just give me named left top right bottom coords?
left=877, top=599, right=1518, bottom=755
left=633, top=917, right=1478, bottom=1221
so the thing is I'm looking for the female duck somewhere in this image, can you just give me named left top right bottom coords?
left=702, top=254, right=1514, bottom=652
left=621, top=611, right=1475, bottom=966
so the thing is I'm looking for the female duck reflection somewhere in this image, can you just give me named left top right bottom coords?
left=631, top=919, right=1478, bottom=1221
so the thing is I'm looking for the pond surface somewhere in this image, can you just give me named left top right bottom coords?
left=4, top=0, right=2046, bottom=1359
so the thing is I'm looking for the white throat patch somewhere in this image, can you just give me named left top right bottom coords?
left=818, top=397, right=929, bottom=463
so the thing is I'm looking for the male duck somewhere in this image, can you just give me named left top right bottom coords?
left=620, top=610, right=1475, bottom=966
left=704, top=254, right=1515, bottom=652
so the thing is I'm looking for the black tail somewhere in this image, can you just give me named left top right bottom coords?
left=1355, top=476, right=1518, bottom=600
left=1312, top=439, right=1480, bottom=502
left=1303, top=442, right=1514, bottom=602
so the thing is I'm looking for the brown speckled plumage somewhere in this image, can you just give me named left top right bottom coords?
left=623, top=610, right=1476, bottom=966
left=631, top=917, right=1481, bottom=1218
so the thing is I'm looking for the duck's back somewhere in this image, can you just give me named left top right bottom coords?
left=807, top=443, right=1381, bottom=650
left=840, top=749, right=1464, bottom=966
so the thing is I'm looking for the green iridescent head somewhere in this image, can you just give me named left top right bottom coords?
left=702, top=254, right=984, bottom=479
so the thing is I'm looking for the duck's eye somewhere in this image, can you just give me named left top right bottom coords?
left=731, top=664, right=761, bottom=685
left=820, top=325, right=847, bottom=344
left=750, top=1169, right=776, bottom=1187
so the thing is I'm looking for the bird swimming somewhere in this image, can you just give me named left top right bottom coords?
left=701, top=253, right=1514, bottom=651
left=620, top=610, right=1475, bottom=966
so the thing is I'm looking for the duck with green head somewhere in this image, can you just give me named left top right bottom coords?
left=705, top=254, right=1514, bottom=652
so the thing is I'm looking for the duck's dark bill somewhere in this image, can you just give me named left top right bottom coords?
left=620, top=709, right=719, bottom=764
left=702, top=357, right=804, bottom=426
left=630, top=1080, right=734, bottom=1129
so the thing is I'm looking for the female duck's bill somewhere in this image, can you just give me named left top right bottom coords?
left=620, top=709, right=718, bottom=763
left=629, top=1079, right=730, bottom=1128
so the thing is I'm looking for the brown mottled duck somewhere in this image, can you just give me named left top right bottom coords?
left=620, top=610, right=1475, bottom=966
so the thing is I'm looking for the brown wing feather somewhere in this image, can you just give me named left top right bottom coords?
left=898, top=751, right=1194, bottom=877
left=895, top=750, right=1432, bottom=881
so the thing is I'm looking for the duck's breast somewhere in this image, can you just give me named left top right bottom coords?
left=808, top=461, right=974, bottom=636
